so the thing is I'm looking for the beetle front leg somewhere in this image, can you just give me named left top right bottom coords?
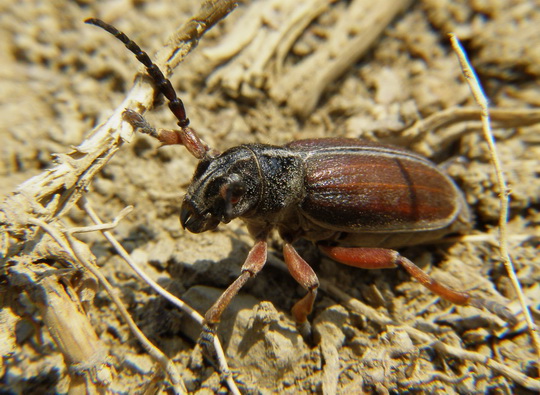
left=199, top=240, right=267, bottom=355
left=319, top=245, right=516, bottom=325
left=283, top=243, right=320, bottom=339
left=123, top=109, right=211, bottom=159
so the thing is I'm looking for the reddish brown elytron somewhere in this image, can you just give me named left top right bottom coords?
left=86, top=18, right=516, bottom=348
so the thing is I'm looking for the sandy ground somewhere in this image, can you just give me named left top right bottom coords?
left=1, top=0, right=539, bottom=393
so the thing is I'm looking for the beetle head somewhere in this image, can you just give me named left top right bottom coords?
left=180, top=146, right=261, bottom=233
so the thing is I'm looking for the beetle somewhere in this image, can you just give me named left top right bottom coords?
left=85, top=18, right=515, bottom=347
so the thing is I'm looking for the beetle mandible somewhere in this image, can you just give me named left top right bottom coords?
left=85, top=18, right=515, bottom=347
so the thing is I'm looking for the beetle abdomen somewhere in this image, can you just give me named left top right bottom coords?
left=290, top=139, right=466, bottom=234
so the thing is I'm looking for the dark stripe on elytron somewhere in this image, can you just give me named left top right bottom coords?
left=309, top=162, right=451, bottom=195
left=310, top=167, right=452, bottom=194
left=395, top=156, right=421, bottom=223
left=303, top=206, right=446, bottom=230
left=303, top=145, right=434, bottom=165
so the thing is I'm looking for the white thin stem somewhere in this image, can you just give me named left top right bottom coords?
left=80, top=199, right=240, bottom=395
left=450, top=33, right=540, bottom=376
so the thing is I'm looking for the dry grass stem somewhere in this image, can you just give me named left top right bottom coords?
left=450, top=33, right=540, bottom=376
left=29, top=217, right=187, bottom=394
left=80, top=199, right=241, bottom=395
left=81, top=199, right=202, bottom=325
left=404, top=107, right=540, bottom=156
left=1, top=1, right=238, bottom=392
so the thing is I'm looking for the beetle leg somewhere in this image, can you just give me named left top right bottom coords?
left=123, top=109, right=211, bottom=159
left=199, top=240, right=268, bottom=354
left=283, top=243, right=320, bottom=338
left=122, top=109, right=157, bottom=136
left=320, top=245, right=517, bottom=325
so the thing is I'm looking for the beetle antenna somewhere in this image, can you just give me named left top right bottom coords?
left=85, top=18, right=189, bottom=129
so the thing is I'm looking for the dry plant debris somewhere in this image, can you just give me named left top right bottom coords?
left=1, top=0, right=539, bottom=393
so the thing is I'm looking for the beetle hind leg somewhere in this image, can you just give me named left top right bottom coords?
left=319, top=245, right=517, bottom=325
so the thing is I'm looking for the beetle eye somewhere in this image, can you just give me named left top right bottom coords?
left=220, top=174, right=245, bottom=204
left=220, top=174, right=245, bottom=219
left=228, top=182, right=245, bottom=204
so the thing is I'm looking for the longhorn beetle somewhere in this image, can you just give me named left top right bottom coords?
left=85, top=18, right=516, bottom=349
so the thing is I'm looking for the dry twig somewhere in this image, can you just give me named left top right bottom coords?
left=80, top=198, right=241, bottom=395
left=450, top=33, right=540, bottom=376
left=204, top=0, right=412, bottom=116
left=0, top=0, right=238, bottom=392
left=28, top=217, right=187, bottom=394
left=403, top=106, right=540, bottom=156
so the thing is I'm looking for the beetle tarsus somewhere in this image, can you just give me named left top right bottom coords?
left=296, top=321, right=312, bottom=342
left=469, top=298, right=518, bottom=326
left=198, top=324, right=220, bottom=367
left=196, top=241, right=268, bottom=361
left=123, top=109, right=158, bottom=138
